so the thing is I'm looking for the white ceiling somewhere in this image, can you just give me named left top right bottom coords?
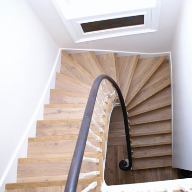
left=26, top=0, right=183, bottom=53
left=54, top=0, right=156, bottom=19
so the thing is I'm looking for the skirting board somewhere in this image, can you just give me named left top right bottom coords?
left=0, top=49, right=61, bottom=192
left=62, top=48, right=171, bottom=61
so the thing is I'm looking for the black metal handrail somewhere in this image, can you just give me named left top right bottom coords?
left=64, top=74, right=132, bottom=192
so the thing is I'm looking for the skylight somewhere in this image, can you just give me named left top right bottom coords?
left=51, top=0, right=160, bottom=43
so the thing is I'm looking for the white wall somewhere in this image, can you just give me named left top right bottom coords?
left=27, top=0, right=182, bottom=53
left=0, top=0, right=60, bottom=191
left=171, top=0, right=192, bottom=171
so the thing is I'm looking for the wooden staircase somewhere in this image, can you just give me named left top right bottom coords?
left=5, top=51, right=172, bottom=192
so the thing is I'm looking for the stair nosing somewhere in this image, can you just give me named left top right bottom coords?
left=6, top=177, right=101, bottom=189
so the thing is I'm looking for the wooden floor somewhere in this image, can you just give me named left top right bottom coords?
left=104, top=107, right=179, bottom=185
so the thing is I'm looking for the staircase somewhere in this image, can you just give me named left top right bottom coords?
left=5, top=51, right=173, bottom=192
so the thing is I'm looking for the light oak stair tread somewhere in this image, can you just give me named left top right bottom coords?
left=70, top=52, right=104, bottom=79
left=56, top=73, right=91, bottom=95
left=130, top=120, right=171, bottom=137
left=110, top=106, right=124, bottom=123
left=28, top=137, right=101, bottom=157
left=132, top=145, right=172, bottom=158
left=44, top=106, right=85, bottom=120
left=6, top=177, right=101, bottom=189
left=127, top=60, right=170, bottom=110
left=129, top=106, right=171, bottom=125
left=50, top=89, right=88, bottom=104
left=127, top=76, right=170, bottom=111
left=96, top=53, right=118, bottom=84
left=43, top=104, right=101, bottom=120
left=133, top=155, right=172, bottom=170
left=96, top=53, right=119, bottom=93
left=131, top=133, right=172, bottom=148
left=128, top=87, right=171, bottom=117
left=56, top=73, right=91, bottom=89
left=125, top=56, right=166, bottom=105
left=108, top=137, right=127, bottom=146
left=36, top=119, right=100, bottom=137
left=17, top=155, right=98, bottom=182
left=109, top=122, right=125, bottom=131
left=140, top=59, right=170, bottom=90
left=6, top=183, right=100, bottom=192
left=61, top=51, right=94, bottom=86
left=19, top=153, right=99, bottom=163
left=118, top=55, right=139, bottom=100
left=108, top=129, right=126, bottom=138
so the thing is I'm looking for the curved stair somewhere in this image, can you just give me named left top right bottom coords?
left=5, top=50, right=172, bottom=191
